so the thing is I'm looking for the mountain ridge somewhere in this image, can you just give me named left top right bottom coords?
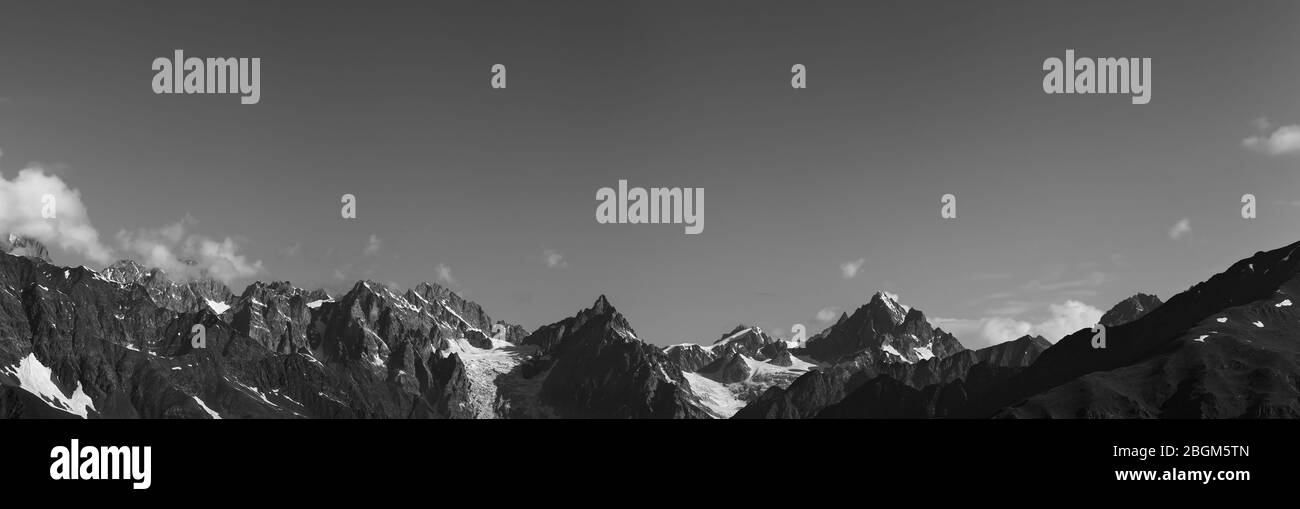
left=3, top=235, right=1299, bottom=420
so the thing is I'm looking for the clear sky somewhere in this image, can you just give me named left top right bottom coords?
left=1, top=0, right=1298, bottom=348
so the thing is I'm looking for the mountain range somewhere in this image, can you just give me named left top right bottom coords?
left=2, top=234, right=1298, bottom=419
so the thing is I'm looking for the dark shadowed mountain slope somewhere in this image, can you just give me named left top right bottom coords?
left=814, top=243, right=1300, bottom=419
left=521, top=296, right=712, bottom=418
left=731, top=294, right=976, bottom=419
left=815, top=336, right=1052, bottom=418
left=736, top=334, right=1050, bottom=419
left=804, top=292, right=965, bottom=364
left=994, top=242, right=1300, bottom=418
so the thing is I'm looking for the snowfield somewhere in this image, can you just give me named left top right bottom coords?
left=0, top=353, right=96, bottom=417
left=683, top=371, right=746, bottom=418
left=454, top=339, right=546, bottom=418
left=687, top=353, right=820, bottom=418
left=205, top=298, right=230, bottom=314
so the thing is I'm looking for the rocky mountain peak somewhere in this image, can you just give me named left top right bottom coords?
left=805, top=292, right=965, bottom=364
left=1099, top=293, right=1163, bottom=327
left=519, top=296, right=710, bottom=418
left=102, top=259, right=149, bottom=284
left=590, top=294, right=614, bottom=314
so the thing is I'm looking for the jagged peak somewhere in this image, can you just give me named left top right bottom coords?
left=871, top=290, right=911, bottom=311
left=590, top=294, right=615, bottom=314
left=410, top=281, right=470, bottom=306
left=414, top=280, right=452, bottom=293
left=844, top=290, right=909, bottom=326
left=1114, top=292, right=1161, bottom=308
left=238, top=280, right=304, bottom=299
left=714, top=324, right=761, bottom=344
left=342, top=279, right=384, bottom=299
left=1100, top=293, right=1165, bottom=327
left=1013, top=334, right=1049, bottom=344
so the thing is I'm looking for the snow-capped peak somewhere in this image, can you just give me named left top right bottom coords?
left=873, top=291, right=910, bottom=323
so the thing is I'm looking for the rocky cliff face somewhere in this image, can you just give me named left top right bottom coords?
left=521, top=296, right=712, bottom=418
left=100, top=259, right=235, bottom=315
left=6, top=235, right=1299, bottom=420
left=804, top=292, right=965, bottom=364
left=0, top=249, right=538, bottom=418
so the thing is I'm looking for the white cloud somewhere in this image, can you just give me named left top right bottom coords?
left=815, top=307, right=841, bottom=323
left=1243, top=124, right=1300, bottom=156
left=435, top=263, right=455, bottom=285
left=0, top=167, right=113, bottom=264
left=363, top=234, right=382, bottom=256
left=932, top=317, right=1030, bottom=349
left=840, top=257, right=865, bottom=279
left=935, top=300, right=1103, bottom=350
left=116, top=217, right=264, bottom=283
left=543, top=248, right=567, bottom=268
left=1168, top=218, right=1191, bottom=240
left=1033, top=300, right=1104, bottom=341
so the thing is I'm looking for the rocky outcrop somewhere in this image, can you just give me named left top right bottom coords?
left=1099, top=293, right=1162, bottom=327
left=521, top=296, right=711, bottom=418
left=804, top=292, right=965, bottom=364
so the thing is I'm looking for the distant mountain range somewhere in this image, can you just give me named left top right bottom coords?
left=2, top=234, right=1298, bottom=419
